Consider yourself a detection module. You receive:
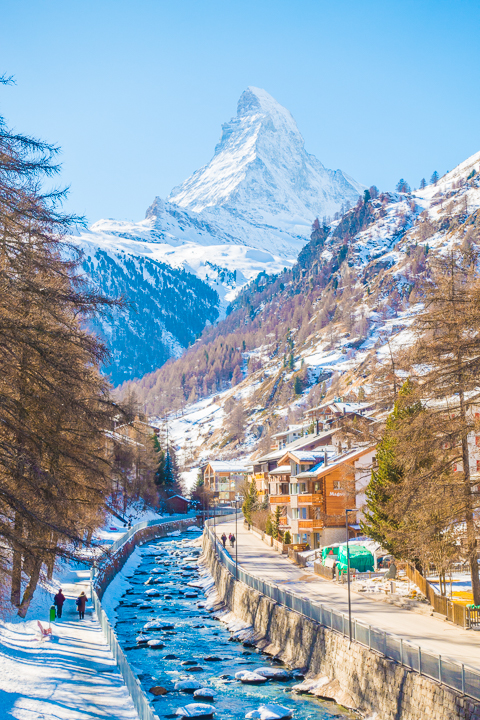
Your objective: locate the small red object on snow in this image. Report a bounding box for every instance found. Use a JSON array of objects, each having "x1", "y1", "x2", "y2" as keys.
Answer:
[{"x1": 37, "y1": 621, "x2": 52, "y2": 639}]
